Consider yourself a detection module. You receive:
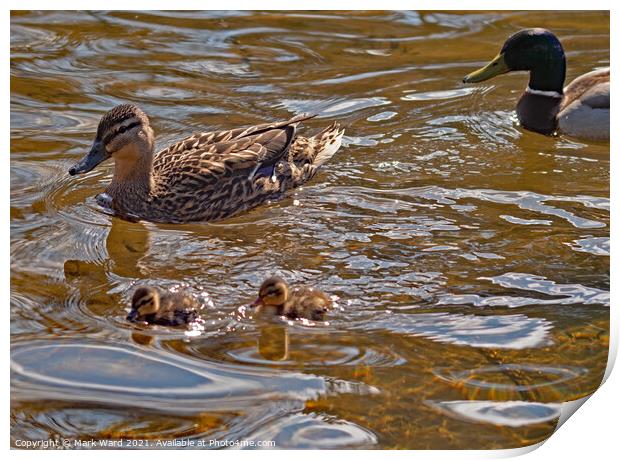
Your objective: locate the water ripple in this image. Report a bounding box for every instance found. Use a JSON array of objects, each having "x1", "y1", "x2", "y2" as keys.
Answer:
[
  {"x1": 243, "y1": 412, "x2": 378, "y2": 449},
  {"x1": 10, "y1": 10, "x2": 609, "y2": 448},
  {"x1": 565, "y1": 236, "x2": 609, "y2": 256},
  {"x1": 426, "y1": 400, "x2": 561, "y2": 427},
  {"x1": 440, "y1": 272, "x2": 610, "y2": 308},
  {"x1": 433, "y1": 364, "x2": 588, "y2": 395},
  {"x1": 11, "y1": 341, "x2": 377, "y2": 412},
  {"x1": 353, "y1": 311, "x2": 553, "y2": 349}
]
